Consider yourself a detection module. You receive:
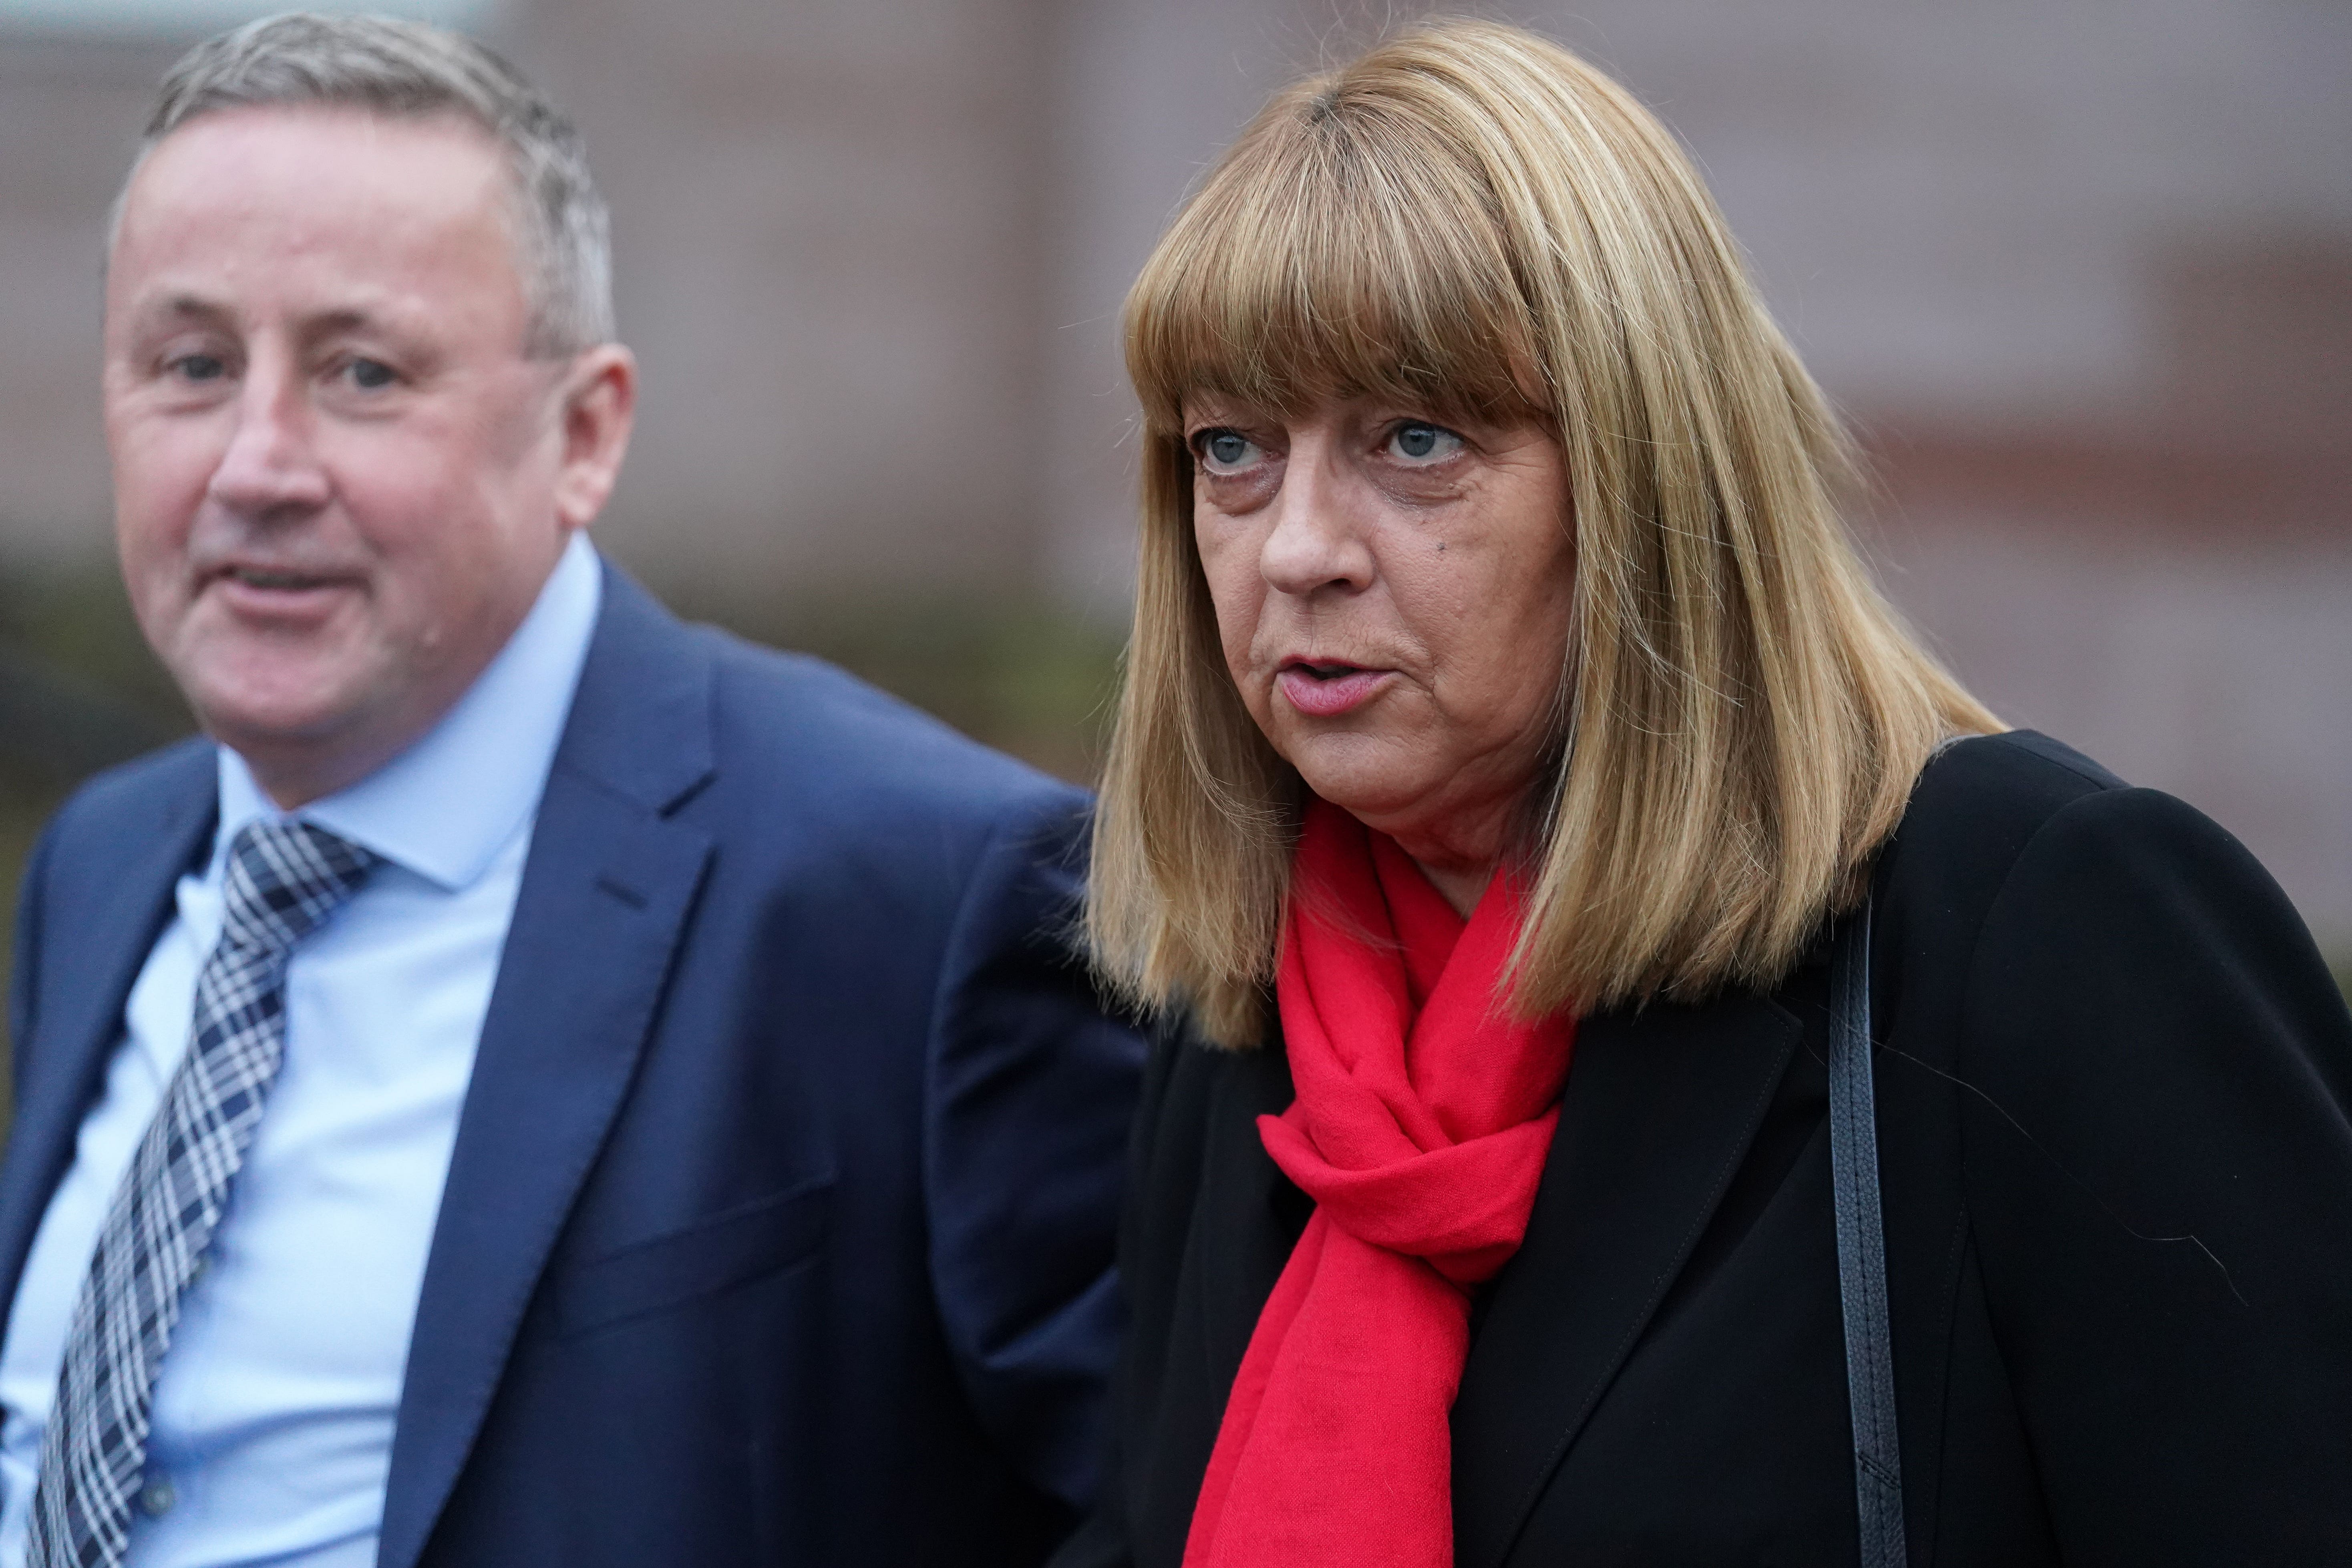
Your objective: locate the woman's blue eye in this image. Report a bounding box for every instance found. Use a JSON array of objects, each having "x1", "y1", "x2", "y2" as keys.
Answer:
[
  {"x1": 1201, "y1": 431, "x2": 1254, "y2": 468},
  {"x1": 1391, "y1": 422, "x2": 1459, "y2": 461}
]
